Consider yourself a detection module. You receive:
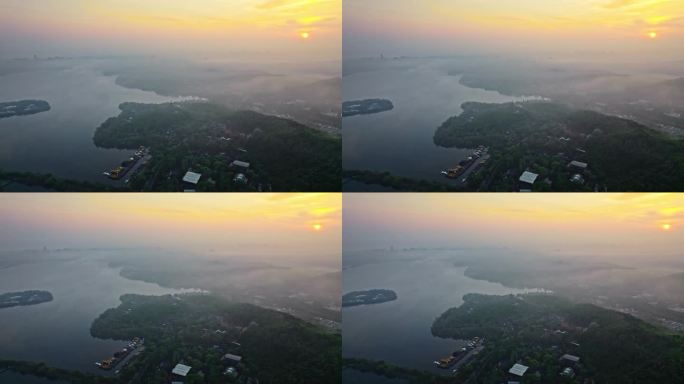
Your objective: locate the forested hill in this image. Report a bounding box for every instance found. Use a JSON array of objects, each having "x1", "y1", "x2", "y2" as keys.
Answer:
[
  {"x1": 91, "y1": 294, "x2": 341, "y2": 384},
  {"x1": 434, "y1": 101, "x2": 684, "y2": 191},
  {"x1": 94, "y1": 102, "x2": 341, "y2": 192},
  {"x1": 432, "y1": 294, "x2": 684, "y2": 383}
]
